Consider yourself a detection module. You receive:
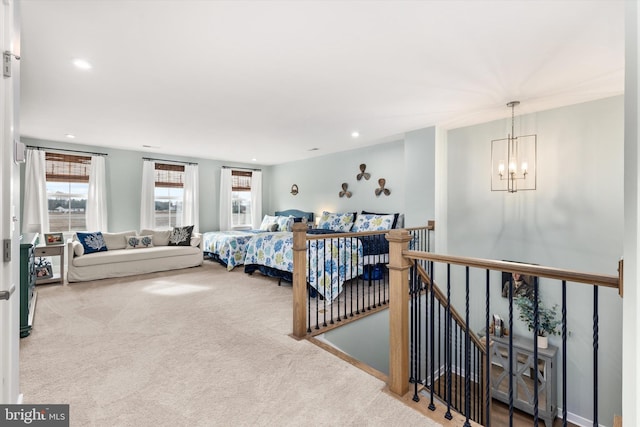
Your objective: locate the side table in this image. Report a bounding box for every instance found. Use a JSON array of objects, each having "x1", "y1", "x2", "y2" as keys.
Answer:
[{"x1": 35, "y1": 243, "x2": 65, "y2": 285}]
